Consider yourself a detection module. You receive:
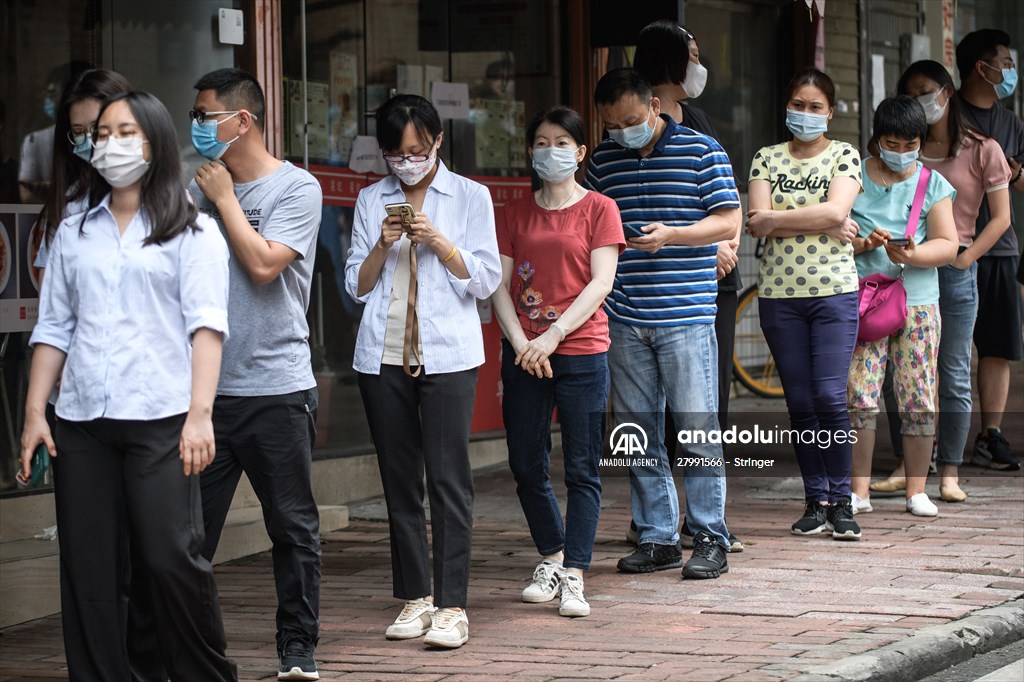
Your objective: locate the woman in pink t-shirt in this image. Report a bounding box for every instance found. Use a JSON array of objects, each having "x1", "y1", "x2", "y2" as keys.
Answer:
[
  {"x1": 866, "y1": 60, "x2": 1011, "y2": 503},
  {"x1": 492, "y1": 106, "x2": 624, "y2": 619}
]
